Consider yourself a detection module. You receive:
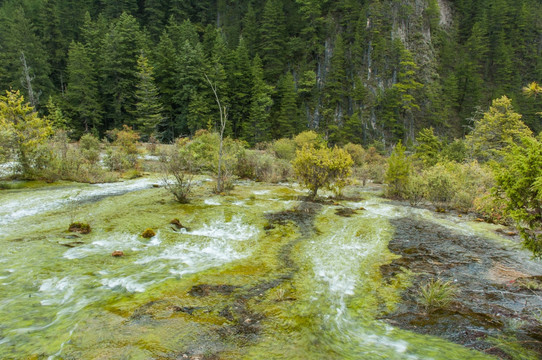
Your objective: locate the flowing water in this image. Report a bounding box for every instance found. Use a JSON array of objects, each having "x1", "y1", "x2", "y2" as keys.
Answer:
[{"x1": 0, "y1": 179, "x2": 535, "y2": 359}]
